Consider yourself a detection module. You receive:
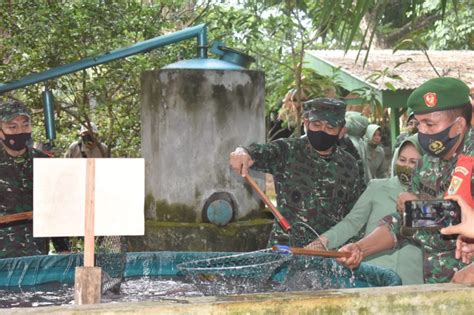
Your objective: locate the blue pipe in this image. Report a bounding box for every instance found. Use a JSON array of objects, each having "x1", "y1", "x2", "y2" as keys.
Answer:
[
  {"x1": 0, "y1": 24, "x2": 208, "y2": 93},
  {"x1": 42, "y1": 88, "x2": 56, "y2": 141}
]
